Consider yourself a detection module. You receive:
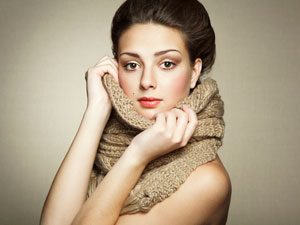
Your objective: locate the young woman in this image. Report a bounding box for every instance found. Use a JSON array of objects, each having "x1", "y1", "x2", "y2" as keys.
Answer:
[{"x1": 40, "y1": 0, "x2": 231, "y2": 224}]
